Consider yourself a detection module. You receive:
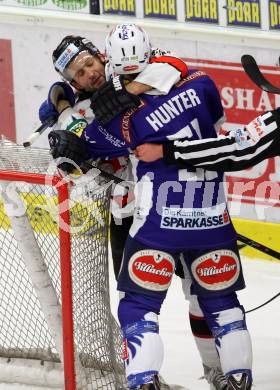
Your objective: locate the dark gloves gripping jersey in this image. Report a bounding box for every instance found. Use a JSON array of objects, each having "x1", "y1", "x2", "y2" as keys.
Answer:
[
  {"x1": 90, "y1": 75, "x2": 141, "y2": 126},
  {"x1": 48, "y1": 130, "x2": 89, "y2": 173}
]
